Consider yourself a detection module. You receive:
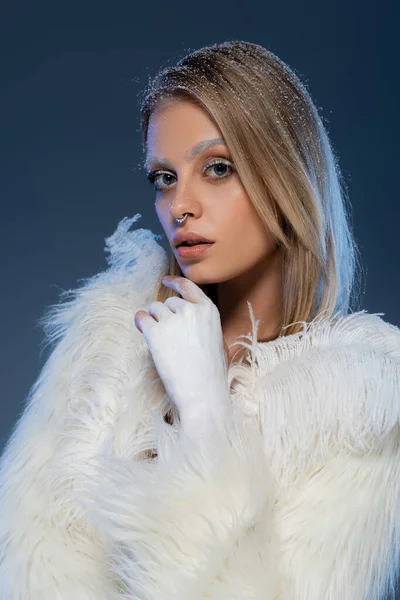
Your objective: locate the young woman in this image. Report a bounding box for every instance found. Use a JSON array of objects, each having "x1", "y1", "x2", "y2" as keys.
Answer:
[{"x1": 0, "y1": 40, "x2": 399, "y2": 600}]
